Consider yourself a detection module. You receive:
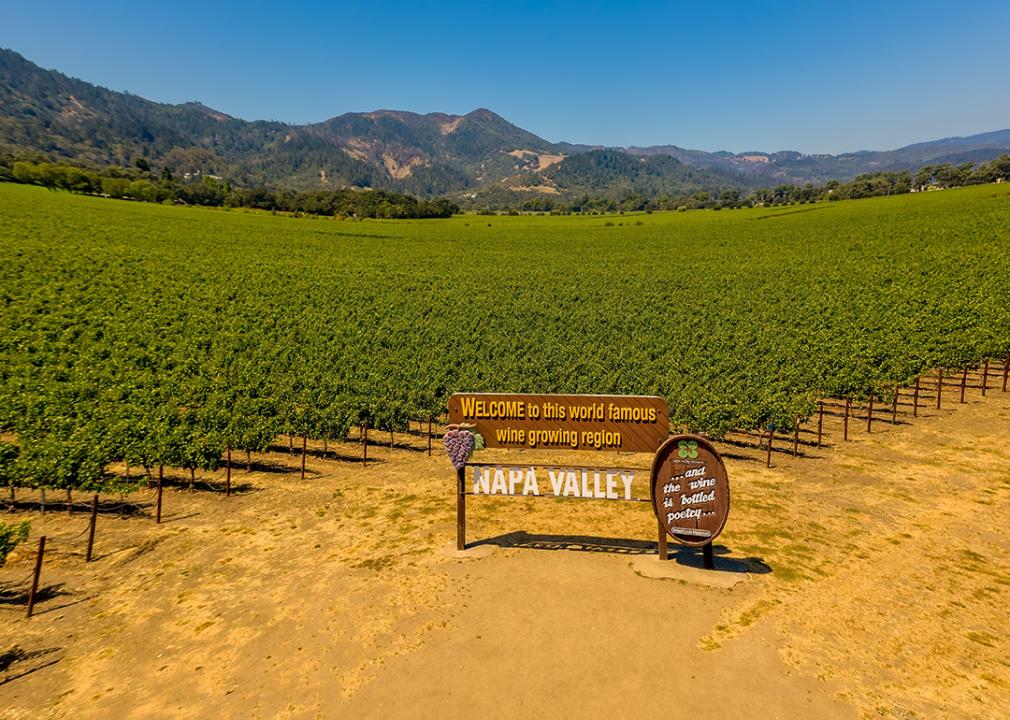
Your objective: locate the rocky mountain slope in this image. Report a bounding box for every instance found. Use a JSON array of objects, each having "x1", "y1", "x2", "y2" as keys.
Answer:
[{"x1": 2, "y1": 48, "x2": 1008, "y2": 201}]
